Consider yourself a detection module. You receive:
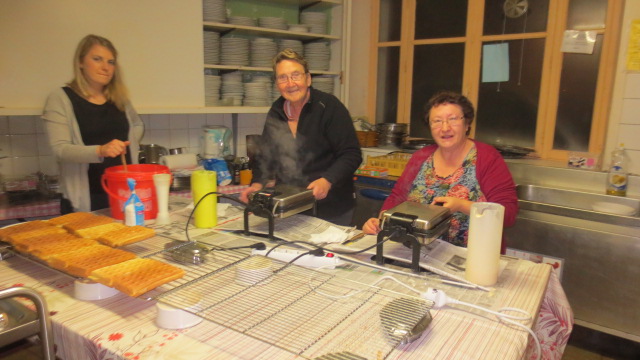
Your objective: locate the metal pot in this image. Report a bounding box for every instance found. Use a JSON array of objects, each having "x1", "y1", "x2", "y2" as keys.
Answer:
[
  {"x1": 139, "y1": 144, "x2": 168, "y2": 164},
  {"x1": 376, "y1": 123, "x2": 408, "y2": 134}
]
